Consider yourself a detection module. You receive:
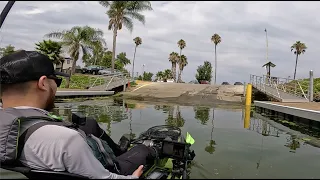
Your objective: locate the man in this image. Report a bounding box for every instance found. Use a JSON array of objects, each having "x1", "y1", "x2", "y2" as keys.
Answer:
[{"x1": 0, "y1": 50, "x2": 156, "y2": 179}]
